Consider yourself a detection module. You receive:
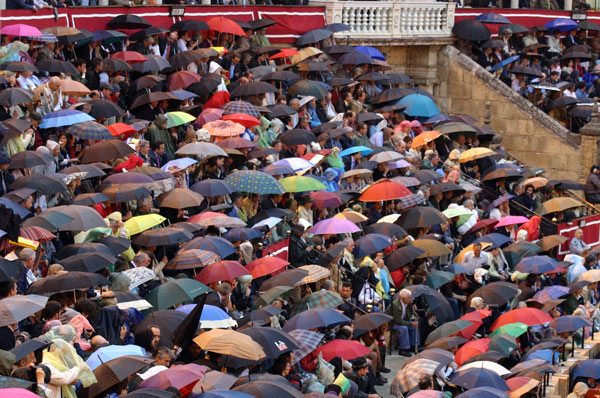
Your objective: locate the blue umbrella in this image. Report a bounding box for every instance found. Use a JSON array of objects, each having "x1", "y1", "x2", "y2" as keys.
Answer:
[
  {"x1": 514, "y1": 255, "x2": 558, "y2": 274},
  {"x1": 456, "y1": 387, "x2": 508, "y2": 398},
  {"x1": 424, "y1": 113, "x2": 451, "y2": 124},
  {"x1": 451, "y1": 368, "x2": 509, "y2": 390},
  {"x1": 171, "y1": 89, "x2": 199, "y2": 101},
  {"x1": 355, "y1": 46, "x2": 385, "y2": 61},
  {"x1": 353, "y1": 233, "x2": 393, "y2": 258},
  {"x1": 283, "y1": 308, "x2": 350, "y2": 332},
  {"x1": 523, "y1": 348, "x2": 558, "y2": 363},
  {"x1": 475, "y1": 12, "x2": 511, "y2": 24},
  {"x1": 85, "y1": 344, "x2": 145, "y2": 370},
  {"x1": 195, "y1": 390, "x2": 254, "y2": 398},
  {"x1": 490, "y1": 55, "x2": 520, "y2": 72},
  {"x1": 0, "y1": 198, "x2": 30, "y2": 218},
  {"x1": 317, "y1": 81, "x2": 332, "y2": 91},
  {"x1": 545, "y1": 18, "x2": 578, "y2": 33},
  {"x1": 39, "y1": 110, "x2": 95, "y2": 129},
  {"x1": 223, "y1": 227, "x2": 263, "y2": 242},
  {"x1": 183, "y1": 236, "x2": 236, "y2": 258},
  {"x1": 571, "y1": 359, "x2": 600, "y2": 379},
  {"x1": 396, "y1": 94, "x2": 440, "y2": 117},
  {"x1": 175, "y1": 304, "x2": 237, "y2": 329},
  {"x1": 473, "y1": 233, "x2": 512, "y2": 248},
  {"x1": 340, "y1": 146, "x2": 373, "y2": 157}
]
